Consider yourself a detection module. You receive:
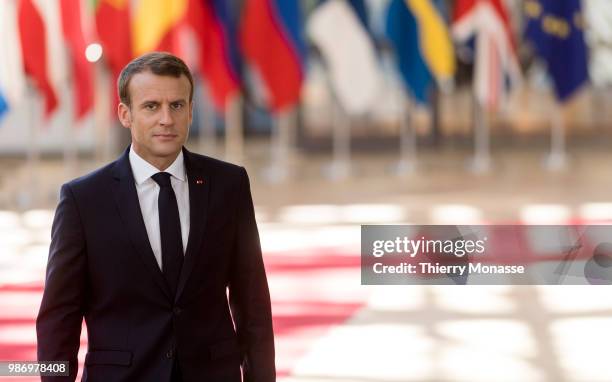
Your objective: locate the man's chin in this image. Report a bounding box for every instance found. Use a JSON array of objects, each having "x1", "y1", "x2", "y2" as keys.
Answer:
[{"x1": 151, "y1": 143, "x2": 183, "y2": 157}]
